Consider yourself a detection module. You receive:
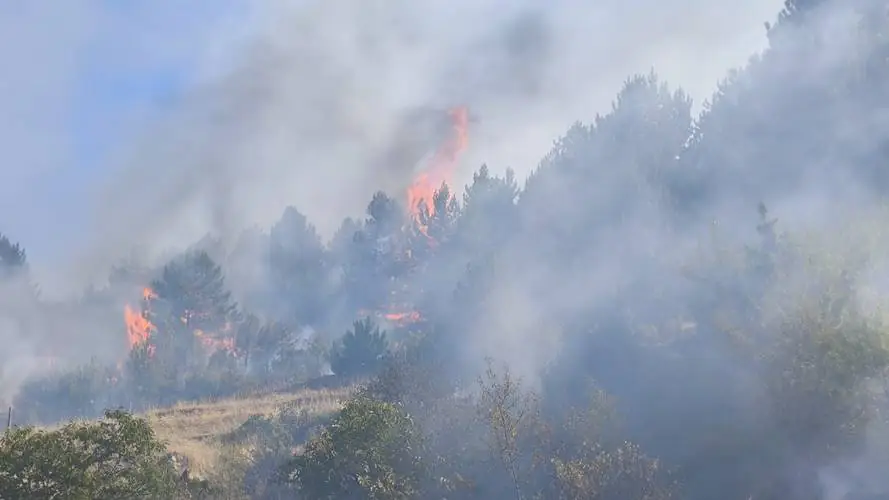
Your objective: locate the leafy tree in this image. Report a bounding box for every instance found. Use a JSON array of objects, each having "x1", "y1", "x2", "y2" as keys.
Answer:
[
  {"x1": 551, "y1": 442, "x2": 674, "y2": 500},
  {"x1": 222, "y1": 403, "x2": 332, "y2": 498},
  {"x1": 0, "y1": 409, "x2": 190, "y2": 499},
  {"x1": 649, "y1": 215, "x2": 889, "y2": 499},
  {"x1": 476, "y1": 361, "x2": 543, "y2": 499},
  {"x1": 330, "y1": 318, "x2": 388, "y2": 379},
  {"x1": 474, "y1": 363, "x2": 678, "y2": 500},
  {"x1": 280, "y1": 396, "x2": 427, "y2": 499}
]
